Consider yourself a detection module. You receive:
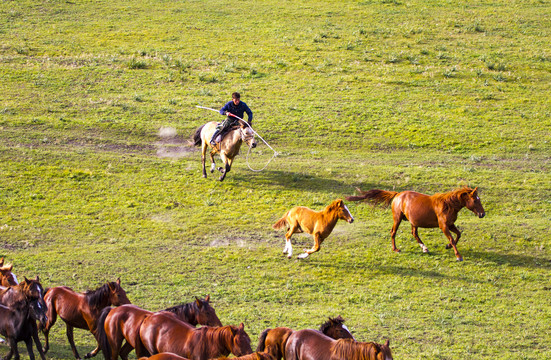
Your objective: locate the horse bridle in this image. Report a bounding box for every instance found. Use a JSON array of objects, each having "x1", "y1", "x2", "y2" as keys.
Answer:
[{"x1": 239, "y1": 127, "x2": 255, "y2": 146}]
